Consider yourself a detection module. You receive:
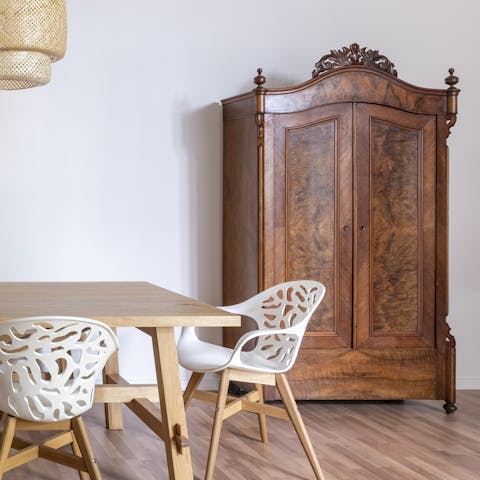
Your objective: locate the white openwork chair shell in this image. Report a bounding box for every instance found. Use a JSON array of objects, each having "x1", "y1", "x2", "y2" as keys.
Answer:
[
  {"x1": 0, "y1": 316, "x2": 118, "y2": 480},
  {"x1": 178, "y1": 280, "x2": 325, "y2": 374},
  {"x1": 178, "y1": 280, "x2": 327, "y2": 480},
  {"x1": 0, "y1": 316, "x2": 118, "y2": 422}
]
